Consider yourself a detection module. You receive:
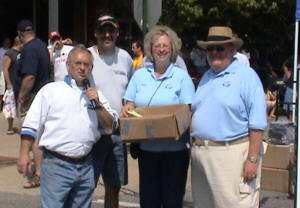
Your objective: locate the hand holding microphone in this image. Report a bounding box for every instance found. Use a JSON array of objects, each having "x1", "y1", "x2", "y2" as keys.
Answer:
[{"x1": 83, "y1": 79, "x2": 102, "y2": 110}]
